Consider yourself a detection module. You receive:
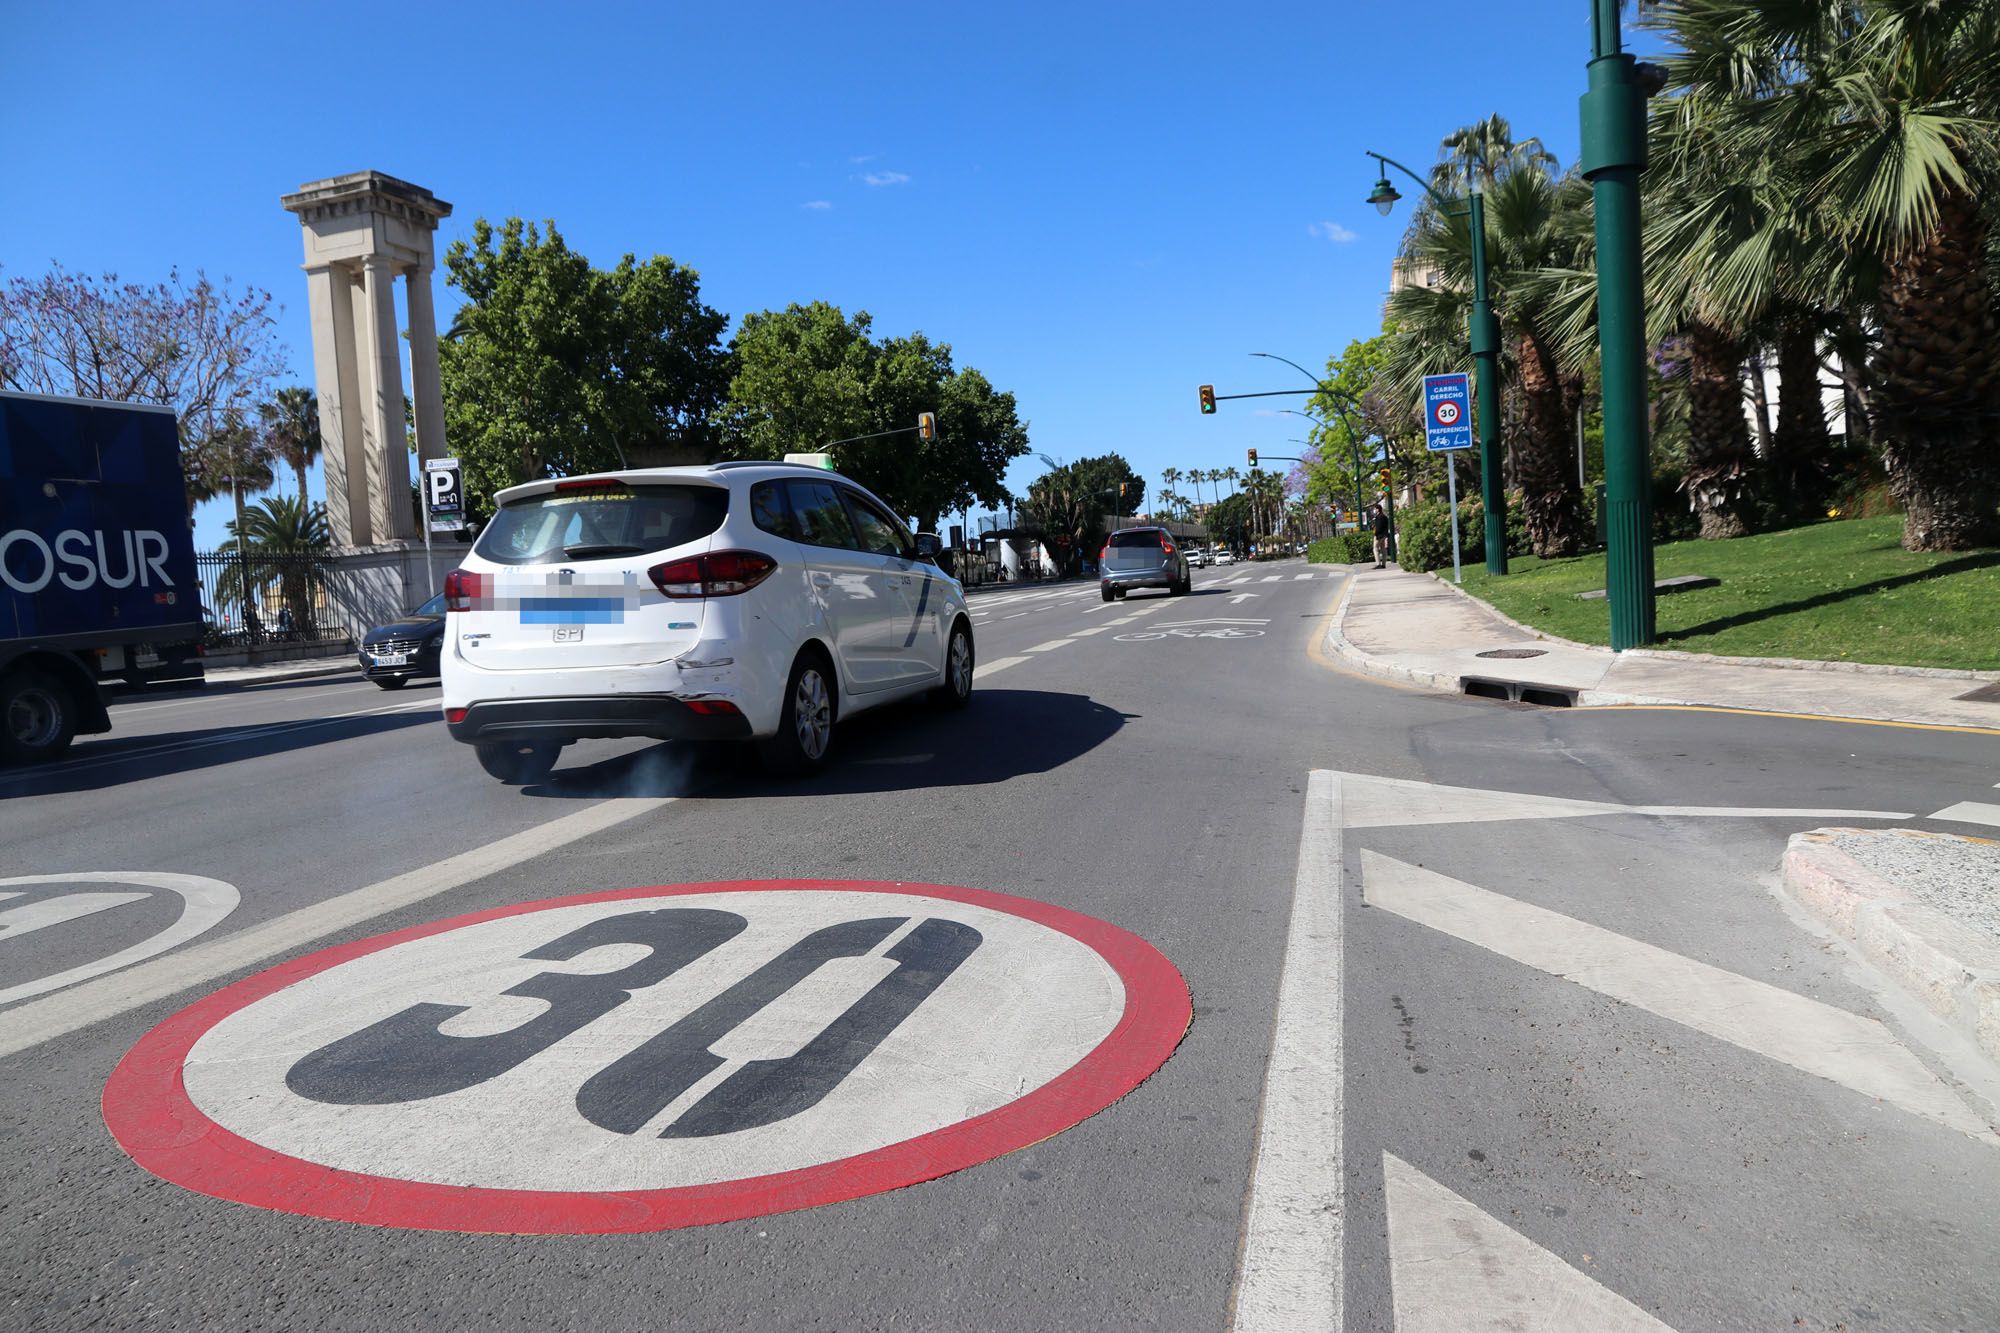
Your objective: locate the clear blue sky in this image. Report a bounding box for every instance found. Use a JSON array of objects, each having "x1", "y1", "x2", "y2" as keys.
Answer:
[{"x1": 2, "y1": 0, "x2": 1626, "y2": 548}]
